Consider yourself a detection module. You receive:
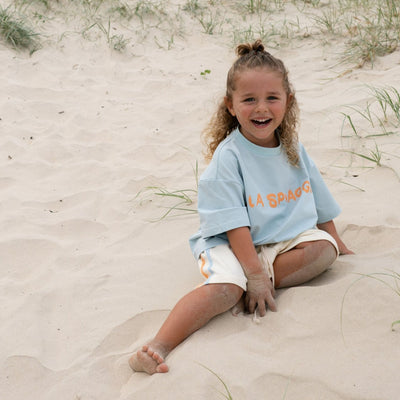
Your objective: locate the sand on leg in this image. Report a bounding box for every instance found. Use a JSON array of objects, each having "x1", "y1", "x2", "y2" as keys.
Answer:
[
  {"x1": 273, "y1": 240, "x2": 337, "y2": 288},
  {"x1": 129, "y1": 282, "x2": 243, "y2": 375}
]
